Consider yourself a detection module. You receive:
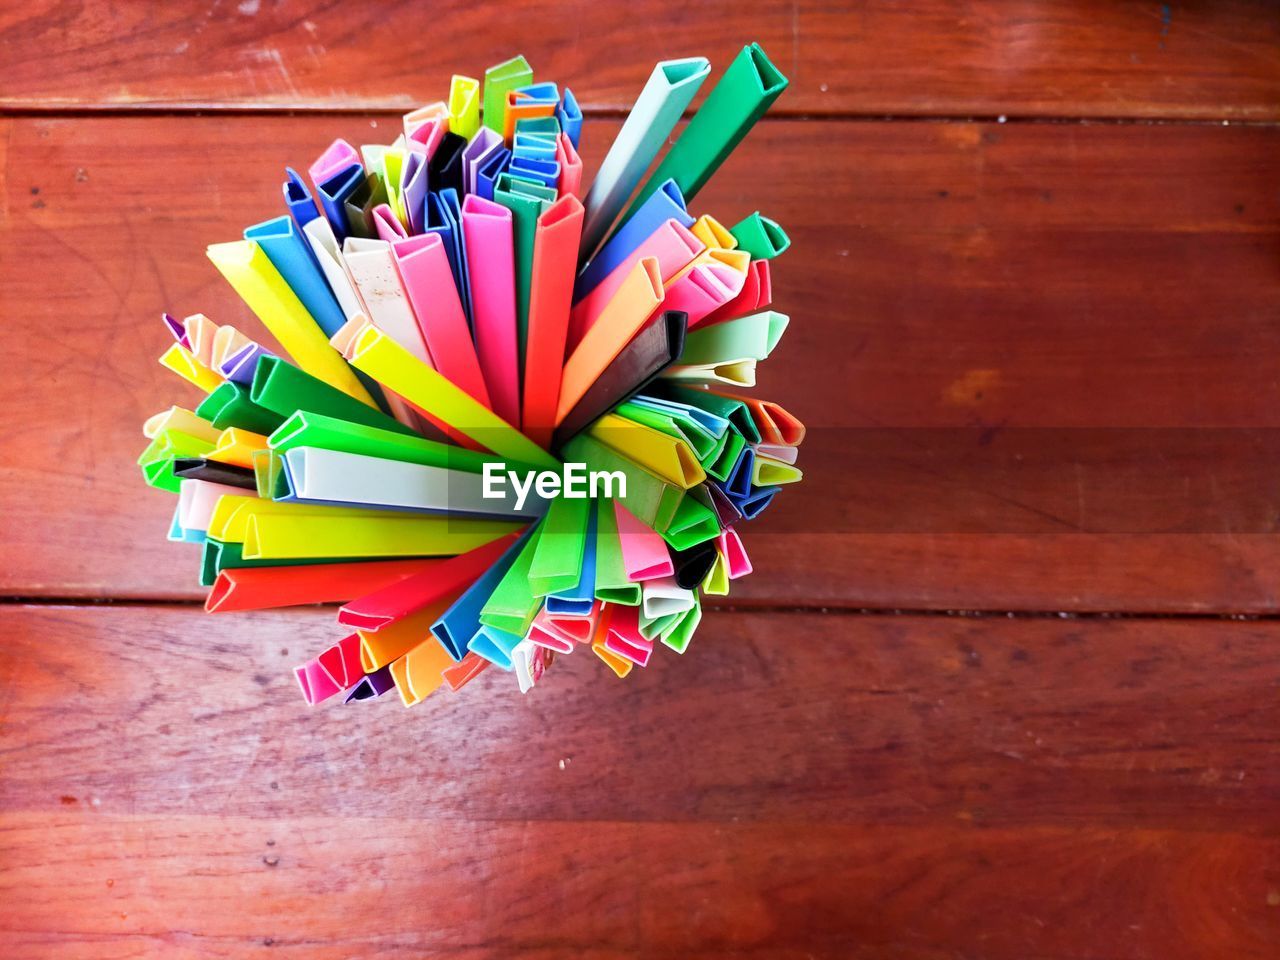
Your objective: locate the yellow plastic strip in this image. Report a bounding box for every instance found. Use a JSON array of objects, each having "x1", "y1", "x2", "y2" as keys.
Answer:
[
  {"x1": 689, "y1": 214, "x2": 738, "y2": 251},
  {"x1": 242, "y1": 512, "x2": 520, "y2": 560},
  {"x1": 209, "y1": 428, "x2": 270, "y2": 470},
  {"x1": 667, "y1": 246, "x2": 751, "y2": 286},
  {"x1": 587, "y1": 413, "x2": 706, "y2": 489},
  {"x1": 207, "y1": 496, "x2": 404, "y2": 544},
  {"x1": 339, "y1": 319, "x2": 560, "y2": 471},
  {"x1": 206, "y1": 239, "x2": 375, "y2": 406},
  {"x1": 751, "y1": 454, "x2": 804, "y2": 486},
  {"x1": 159, "y1": 343, "x2": 222, "y2": 393}
]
